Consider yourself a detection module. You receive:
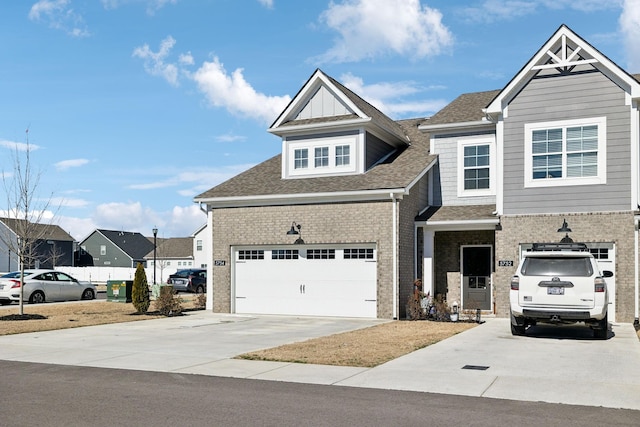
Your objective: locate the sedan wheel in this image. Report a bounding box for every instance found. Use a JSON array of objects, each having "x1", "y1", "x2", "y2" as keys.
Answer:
[
  {"x1": 82, "y1": 289, "x2": 95, "y2": 300},
  {"x1": 29, "y1": 291, "x2": 45, "y2": 304}
]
